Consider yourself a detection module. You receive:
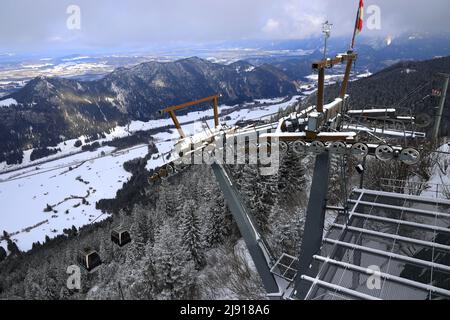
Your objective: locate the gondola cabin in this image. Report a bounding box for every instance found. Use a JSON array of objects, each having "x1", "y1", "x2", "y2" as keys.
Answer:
[
  {"x1": 77, "y1": 249, "x2": 102, "y2": 272},
  {"x1": 111, "y1": 228, "x2": 132, "y2": 247}
]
